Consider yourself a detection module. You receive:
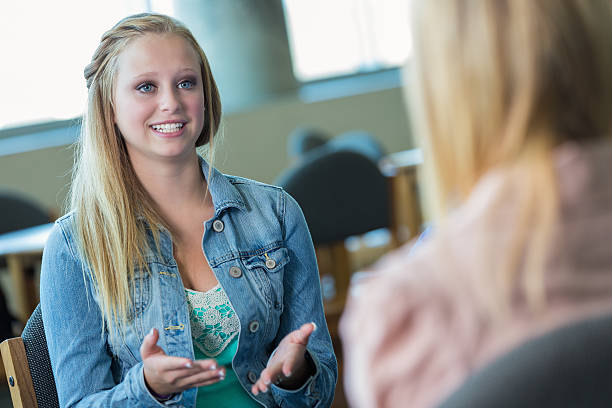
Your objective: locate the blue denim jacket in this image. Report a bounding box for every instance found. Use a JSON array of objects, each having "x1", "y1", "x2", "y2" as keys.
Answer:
[{"x1": 40, "y1": 160, "x2": 338, "y2": 408}]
